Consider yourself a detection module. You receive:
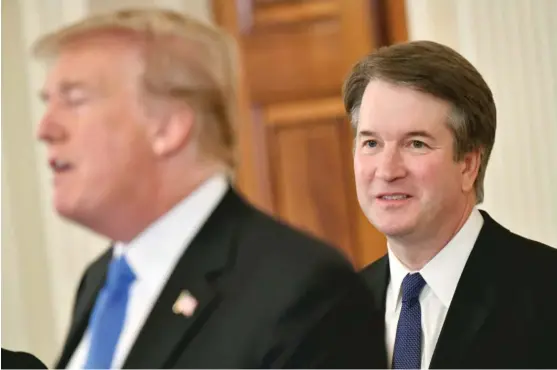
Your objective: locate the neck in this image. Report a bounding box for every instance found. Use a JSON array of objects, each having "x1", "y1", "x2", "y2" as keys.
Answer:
[
  {"x1": 90, "y1": 161, "x2": 227, "y2": 243},
  {"x1": 388, "y1": 198, "x2": 476, "y2": 271}
]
